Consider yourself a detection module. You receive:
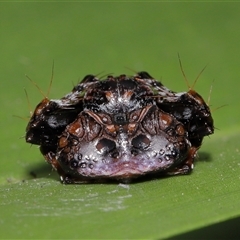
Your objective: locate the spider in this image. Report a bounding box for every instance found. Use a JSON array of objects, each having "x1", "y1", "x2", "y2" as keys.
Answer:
[{"x1": 26, "y1": 71, "x2": 214, "y2": 183}]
